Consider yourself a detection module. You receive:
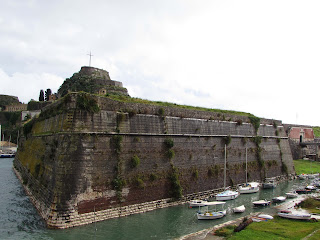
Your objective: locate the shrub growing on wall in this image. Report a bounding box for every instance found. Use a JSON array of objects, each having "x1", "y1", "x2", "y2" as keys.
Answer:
[
  {"x1": 164, "y1": 138, "x2": 174, "y2": 149},
  {"x1": 76, "y1": 93, "x2": 100, "y2": 113},
  {"x1": 249, "y1": 116, "x2": 260, "y2": 133},
  {"x1": 131, "y1": 155, "x2": 140, "y2": 168},
  {"x1": 169, "y1": 166, "x2": 183, "y2": 199}
]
